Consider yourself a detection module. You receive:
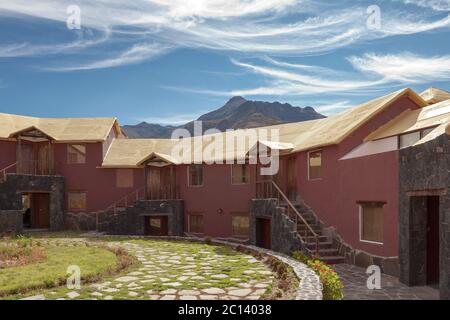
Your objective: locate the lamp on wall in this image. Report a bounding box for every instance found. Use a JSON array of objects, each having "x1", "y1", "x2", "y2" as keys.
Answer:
[{"x1": 217, "y1": 208, "x2": 224, "y2": 214}]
